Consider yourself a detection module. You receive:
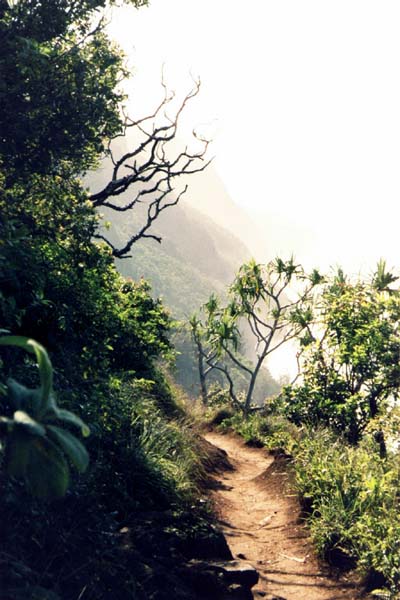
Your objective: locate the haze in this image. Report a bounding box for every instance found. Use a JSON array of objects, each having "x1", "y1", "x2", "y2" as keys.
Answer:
[{"x1": 108, "y1": 0, "x2": 400, "y2": 276}]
